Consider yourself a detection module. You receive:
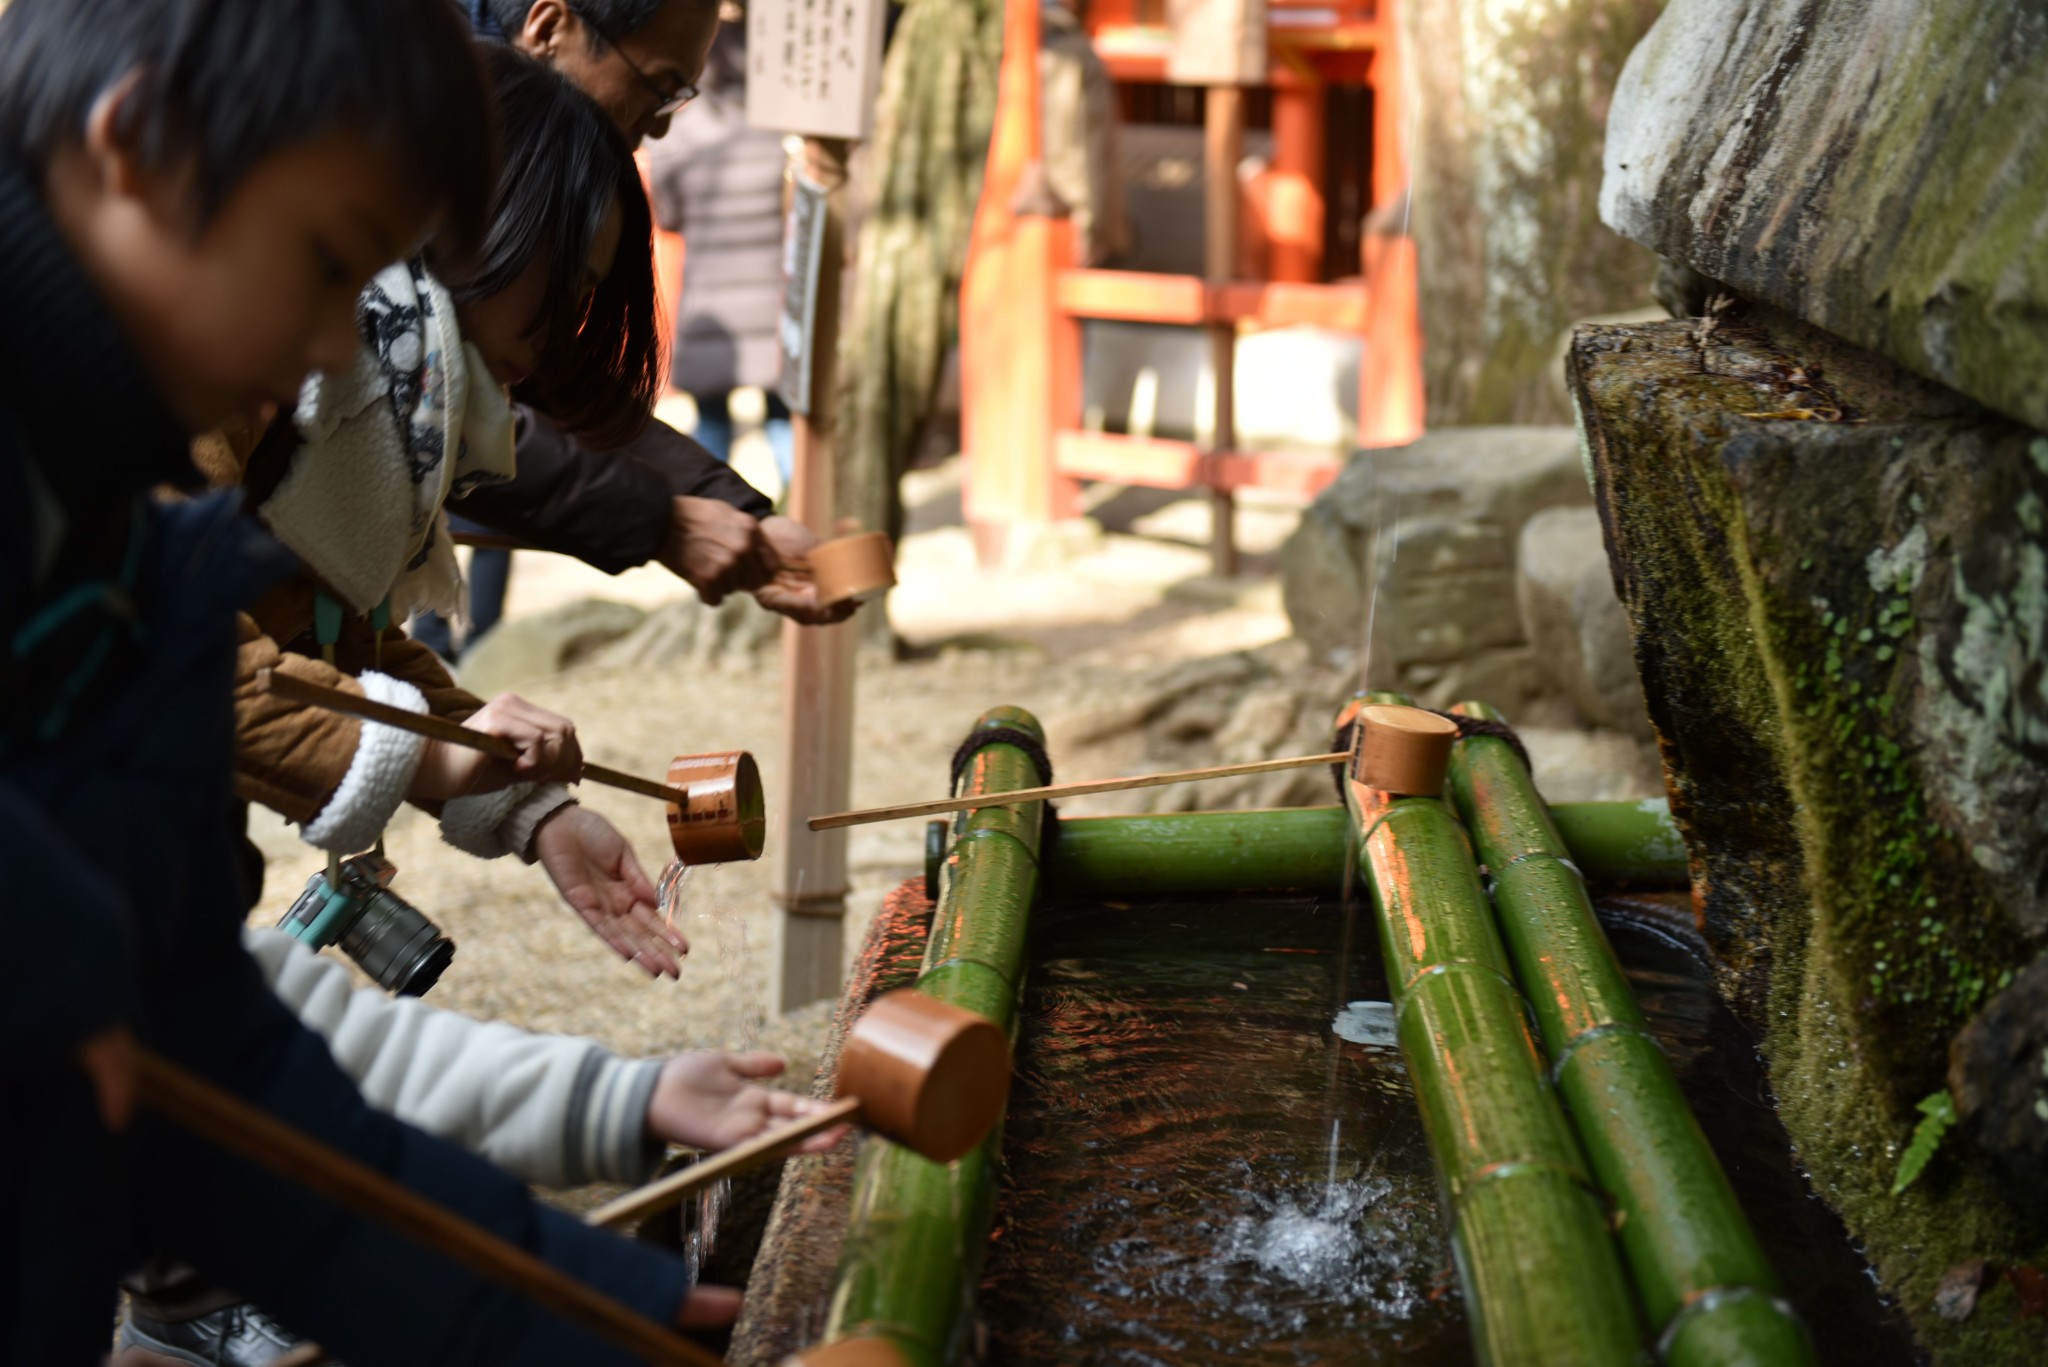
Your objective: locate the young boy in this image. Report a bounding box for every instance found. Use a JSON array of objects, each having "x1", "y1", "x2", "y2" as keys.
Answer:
[{"x1": 0, "y1": 2, "x2": 707, "y2": 1362}]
